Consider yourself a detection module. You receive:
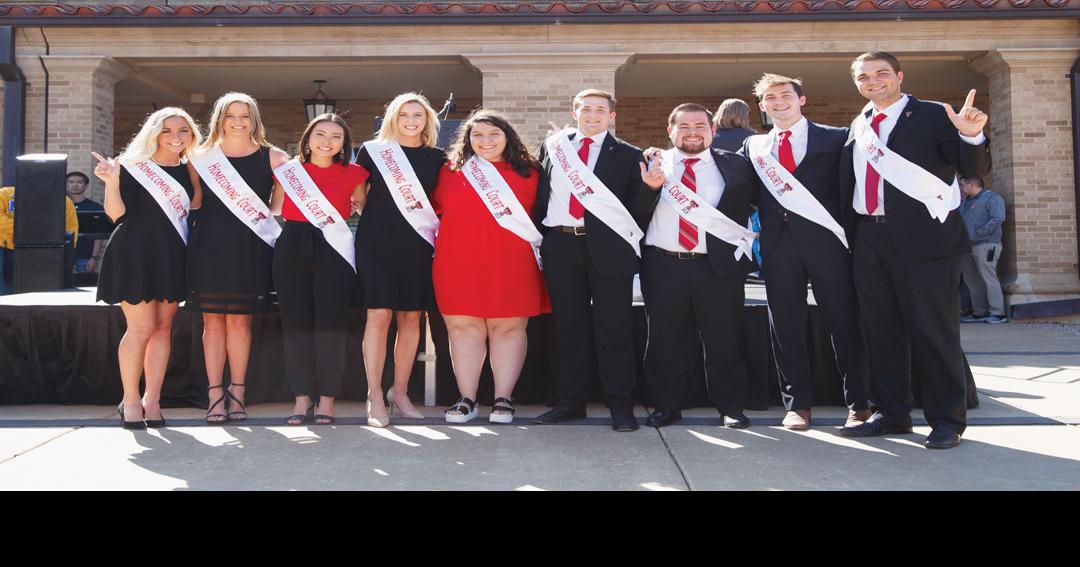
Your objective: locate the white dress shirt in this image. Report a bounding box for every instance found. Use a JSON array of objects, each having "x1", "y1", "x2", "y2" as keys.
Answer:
[
  {"x1": 770, "y1": 116, "x2": 809, "y2": 167},
  {"x1": 543, "y1": 129, "x2": 608, "y2": 228},
  {"x1": 645, "y1": 149, "x2": 725, "y2": 254},
  {"x1": 853, "y1": 94, "x2": 987, "y2": 215}
]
